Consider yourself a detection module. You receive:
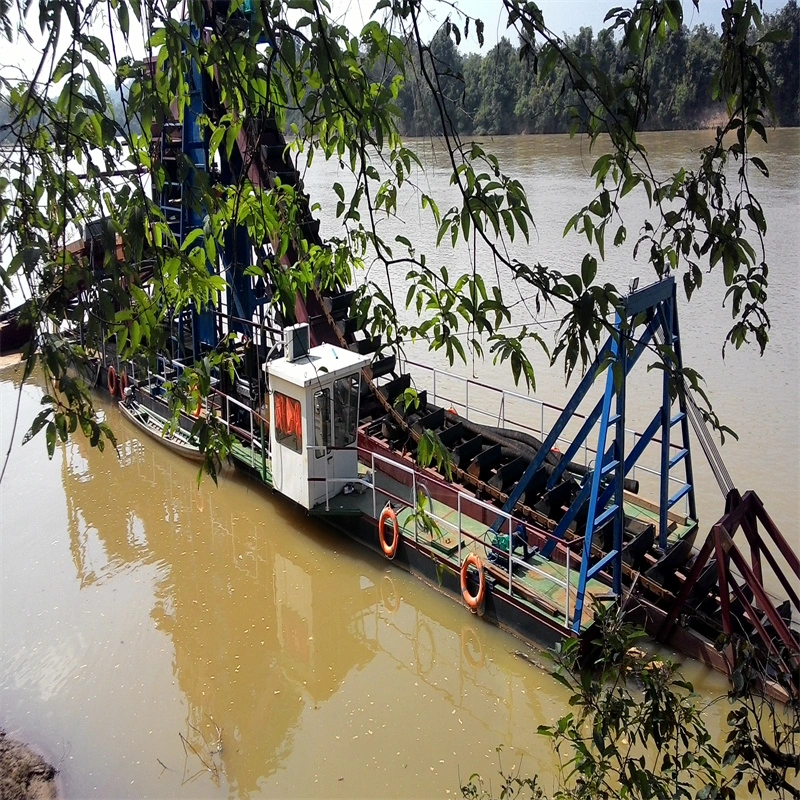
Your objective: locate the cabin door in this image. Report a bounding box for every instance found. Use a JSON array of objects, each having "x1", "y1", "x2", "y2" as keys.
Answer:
[{"x1": 308, "y1": 374, "x2": 361, "y2": 506}]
